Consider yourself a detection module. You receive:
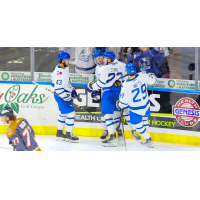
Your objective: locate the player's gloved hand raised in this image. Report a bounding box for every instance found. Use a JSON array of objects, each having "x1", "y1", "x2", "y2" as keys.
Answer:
[
  {"x1": 72, "y1": 87, "x2": 78, "y2": 98},
  {"x1": 86, "y1": 82, "x2": 93, "y2": 93},
  {"x1": 116, "y1": 100, "x2": 121, "y2": 110}
]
